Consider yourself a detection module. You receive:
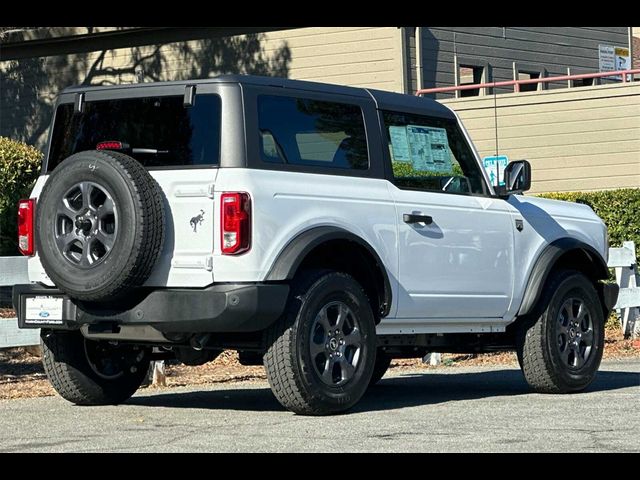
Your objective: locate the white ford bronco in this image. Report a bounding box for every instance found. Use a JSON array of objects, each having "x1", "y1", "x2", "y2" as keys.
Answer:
[{"x1": 13, "y1": 75, "x2": 619, "y2": 415}]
